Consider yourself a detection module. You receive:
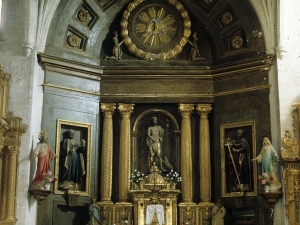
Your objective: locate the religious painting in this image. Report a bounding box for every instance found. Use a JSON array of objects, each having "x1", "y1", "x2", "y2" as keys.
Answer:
[
  {"x1": 220, "y1": 121, "x2": 257, "y2": 197},
  {"x1": 54, "y1": 119, "x2": 92, "y2": 196}
]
